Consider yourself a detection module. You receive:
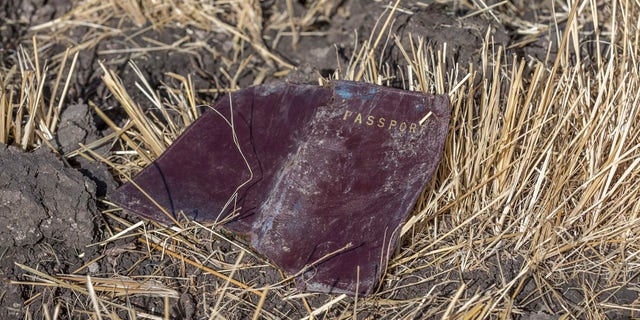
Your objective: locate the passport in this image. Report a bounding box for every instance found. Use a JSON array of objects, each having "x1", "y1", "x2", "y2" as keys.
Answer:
[{"x1": 112, "y1": 80, "x2": 450, "y2": 295}]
